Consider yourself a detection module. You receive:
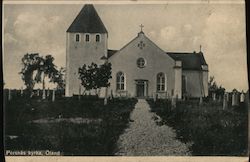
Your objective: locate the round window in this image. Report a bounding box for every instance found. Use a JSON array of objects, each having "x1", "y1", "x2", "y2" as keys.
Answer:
[{"x1": 137, "y1": 58, "x2": 146, "y2": 68}]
